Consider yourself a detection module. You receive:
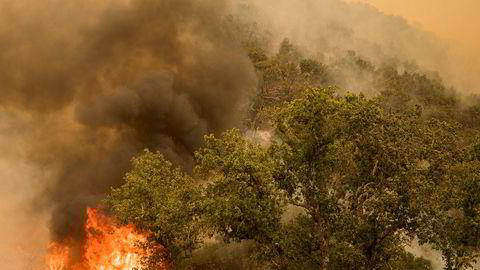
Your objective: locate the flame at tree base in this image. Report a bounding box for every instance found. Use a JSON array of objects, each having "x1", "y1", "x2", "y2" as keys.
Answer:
[{"x1": 46, "y1": 208, "x2": 167, "y2": 270}]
